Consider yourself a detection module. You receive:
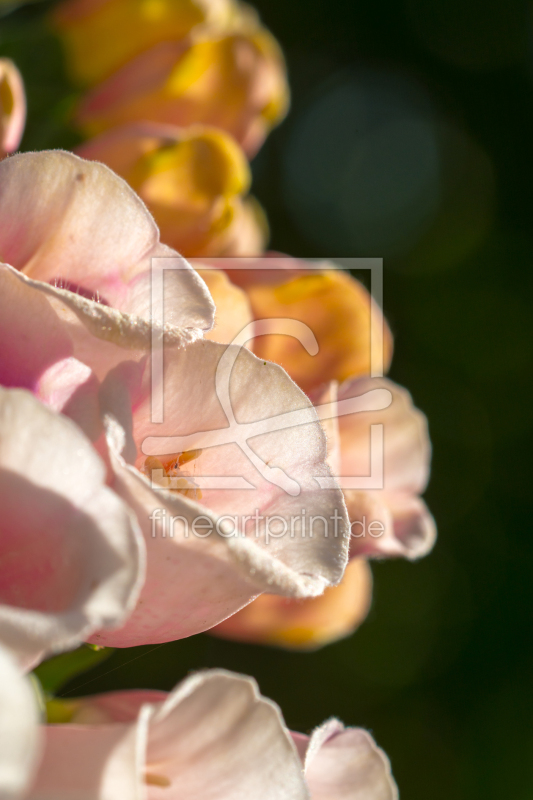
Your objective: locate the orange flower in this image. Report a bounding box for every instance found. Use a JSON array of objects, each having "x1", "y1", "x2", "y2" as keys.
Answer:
[
  {"x1": 76, "y1": 123, "x2": 267, "y2": 256},
  {"x1": 0, "y1": 59, "x2": 26, "y2": 159},
  {"x1": 53, "y1": 0, "x2": 238, "y2": 85},
  {"x1": 216, "y1": 259, "x2": 393, "y2": 394},
  {"x1": 75, "y1": 17, "x2": 289, "y2": 156},
  {"x1": 210, "y1": 559, "x2": 372, "y2": 649},
  {"x1": 197, "y1": 266, "x2": 253, "y2": 343}
]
